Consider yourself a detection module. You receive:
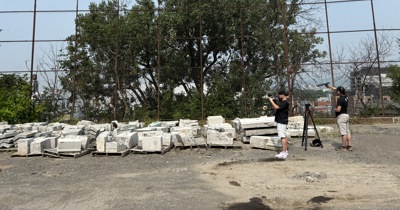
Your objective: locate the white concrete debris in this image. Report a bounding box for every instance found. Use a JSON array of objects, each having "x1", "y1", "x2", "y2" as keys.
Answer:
[
  {"x1": 17, "y1": 138, "x2": 34, "y2": 155},
  {"x1": 57, "y1": 135, "x2": 88, "y2": 153},
  {"x1": 96, "y1": 131, "x2": 111, "y2": 152},
  {"x1": 105, "y1": 141, "x2": 127, "y2": 152},
  {"x1": 250, "y1": 136, "x2": 282, "y2": 150},
  {"x1": 139, "y1": 131, "x2": 163, "y2": 151},
  {"x1": 30, "y1": 137, "x2": 51, "y2": 154},
  {"x1": 234, "y1": 116, "x2": 277, "y2": 143},
  {"x1": 116, "y1": 131, "x2": 138, "y2": 149},
  {"x1": 206, "y1": 129, "x2": 233, "y2": 146},
  {"x1": 2, "y1": 115, "x2": 335, "y2": 156},
  {"x1": 207, "y1": 115, "x2": 225, "y2": 125},
  {"x1": 204, "y1": 120, "x2": 236, "y2": 140}
]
